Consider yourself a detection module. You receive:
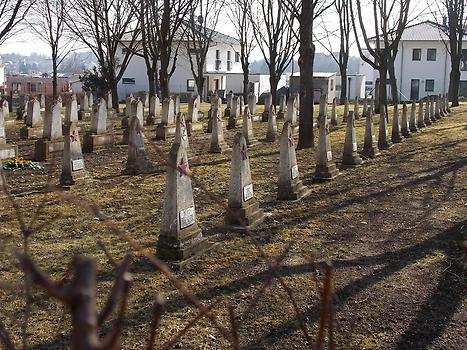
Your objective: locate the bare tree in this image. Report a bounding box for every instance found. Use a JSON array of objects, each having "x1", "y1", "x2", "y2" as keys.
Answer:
[
  {"x1": 281, "y1": 0, "x2": 333, "y2": 149},
  {"x1": 29, "y1": 0, "x2": 74, "y2": 100},
  {"x1": 315, "y1": 0, "x2": 352, "y2": 105},
  {"x1": 251, "y1": 0, "x2": 297, "y2": 108},
  {"x1": 185, "y1": 0, "x2": 224, "y2": 99},
  {"x1": 350, "y1": 0, "x2": 411, "y2": 113},
  {"x1": 0, "y1": 0, "x2": 33, "y2": 45},
  {"x1": 436, "y1": 0, "x2": 466, "y2": 106},
  {"x1": 155, "y1": 0, "x2": 192, "y2": 99},
  {"x1": 67, "y1": 0, "x2": 140, "y2": 110},
  {"x1": 229, "y1": 0, "x2": 256, "y2": 101}
]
